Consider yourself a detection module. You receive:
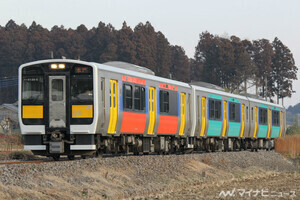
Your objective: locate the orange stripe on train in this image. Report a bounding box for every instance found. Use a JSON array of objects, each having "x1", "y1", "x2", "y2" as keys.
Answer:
[
  {"x1": 157, "y1": 115, "x2": 179, "y2": 134},
  {"x1": 120, "y1": 112, "x2": 147, "y2": 133}
]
